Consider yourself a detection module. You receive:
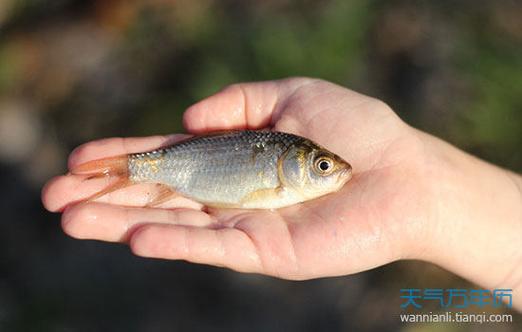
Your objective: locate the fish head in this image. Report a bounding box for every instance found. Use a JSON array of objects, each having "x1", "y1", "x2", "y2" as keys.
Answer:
[{"x1": 280, "y1": 139, "x2": 352, "y2": 199}]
